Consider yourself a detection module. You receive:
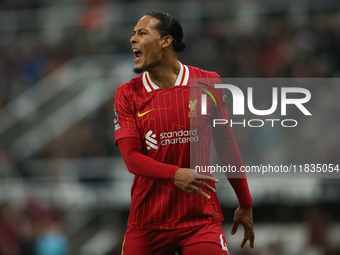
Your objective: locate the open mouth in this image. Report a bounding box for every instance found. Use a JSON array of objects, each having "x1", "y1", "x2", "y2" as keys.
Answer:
[{"x1": 133, "y1": 49, "x2": 142, "y2": 62}]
